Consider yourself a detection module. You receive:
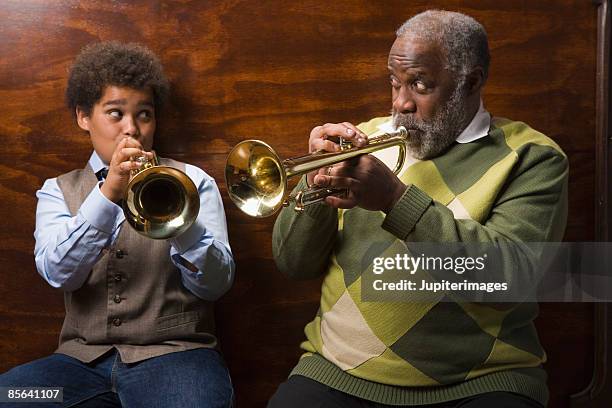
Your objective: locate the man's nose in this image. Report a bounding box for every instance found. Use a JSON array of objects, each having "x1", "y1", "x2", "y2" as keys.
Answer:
[{"x1": 393, "y1": 88, "x2": 416, "y2": 114}]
